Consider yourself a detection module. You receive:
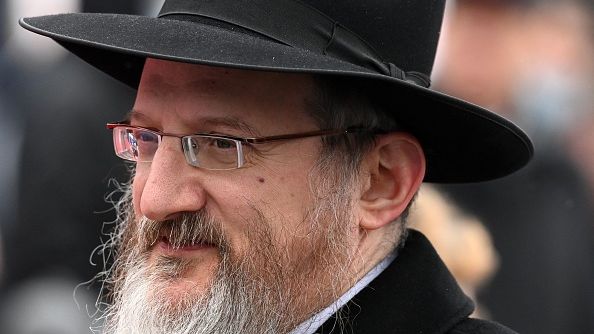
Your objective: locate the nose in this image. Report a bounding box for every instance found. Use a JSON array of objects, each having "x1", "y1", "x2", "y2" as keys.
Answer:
[{"x1": 135, "y1": 137, "x2": 207, "y2": 221}]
